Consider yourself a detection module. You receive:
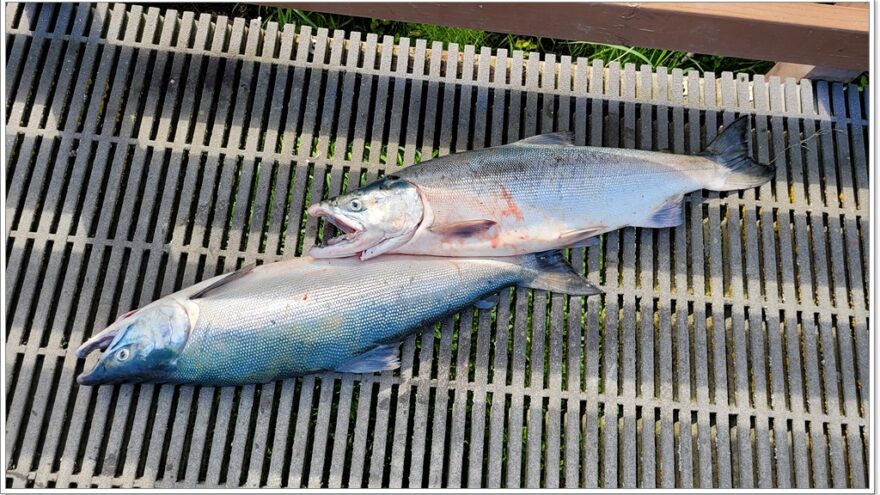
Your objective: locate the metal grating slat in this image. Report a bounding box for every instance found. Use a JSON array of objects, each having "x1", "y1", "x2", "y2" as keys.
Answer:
[{"x1": 4, "y1": 3, "x2": 870, "y2": 489}]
